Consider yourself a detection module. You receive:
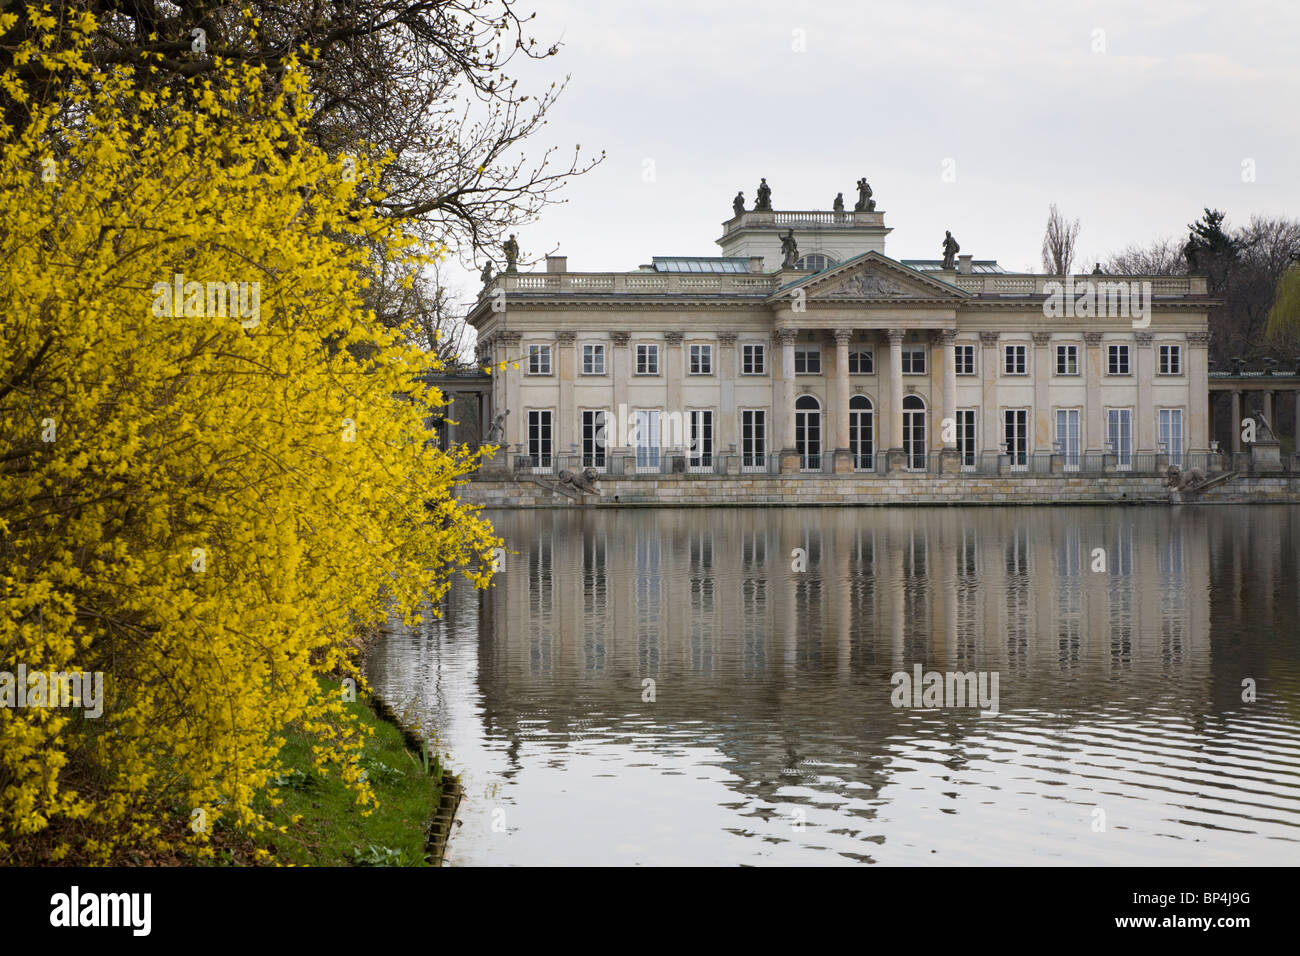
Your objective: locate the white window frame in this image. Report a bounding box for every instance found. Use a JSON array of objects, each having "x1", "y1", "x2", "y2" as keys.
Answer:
[
  {"x1": 740, "y1": 409, "x2": 767, "y2": 471},
  {"x1": 688, "y1": 343, "x2": 713, "y2": 375},
  {"x1": 687, "y1": 409, "x2": 714, "y2": 472},
  {"x1": 527, "y1": 409, "x2": 553, "y2": 470},
  {"x1": 1004, "y1": 408, "x2": 1029, "y2": 469},
  {"x1": 956, "y1": 408, "x2": 977, "y2": 470},
  {"x1": 581, "y1": 343, "x2": 606, "y2": 376},
  {"x1": 848, "y1": 350, "x2": 874, "y2": 375},
  {"x1": 742, "y1": 343, "x2": 766, "y2": 375},
  {"x1": 1107, "y1": 344, "x2": 1131, "y2": 376},
  {"x1": 635, "y1": 343, "x2": 660, "y2": 376},
  {"x1": 1004, "y1": 344, "x2": 1027, "y2": 376},
  {"x1": 794, "y1": 347, "x2": 821, "y2": 375},
  {"x1": 581, "y1": 409, "x2": 607, "y2": 471},
  {"x1": 955, "y1": 344, "x2": 976, "y2": 376},
  {"x1": 633, "y1": 409, "x2": 661, "y2": 471},
  {"x1": 1159, "y1": 408, "x2": 1184, "y2": 467},
  {"x1": 1055, "y1": 408, "x2": 1081, "y2": 470},
  {"x1": 901, "y1": 346, "x2": 927, "y2": 375},
  {"x1": 1158, "y1": 344, "x2": 1182, "y2": 376},
  {"x1": 1107, "y1": 407, "x2": 1133, "y2": 469},
  {"x1": 528, "y1": 344, "x2": 552, "y2": 376},
  {"x1": 1055, "y1": 343, "x2": 1079, "y2": 376}
]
